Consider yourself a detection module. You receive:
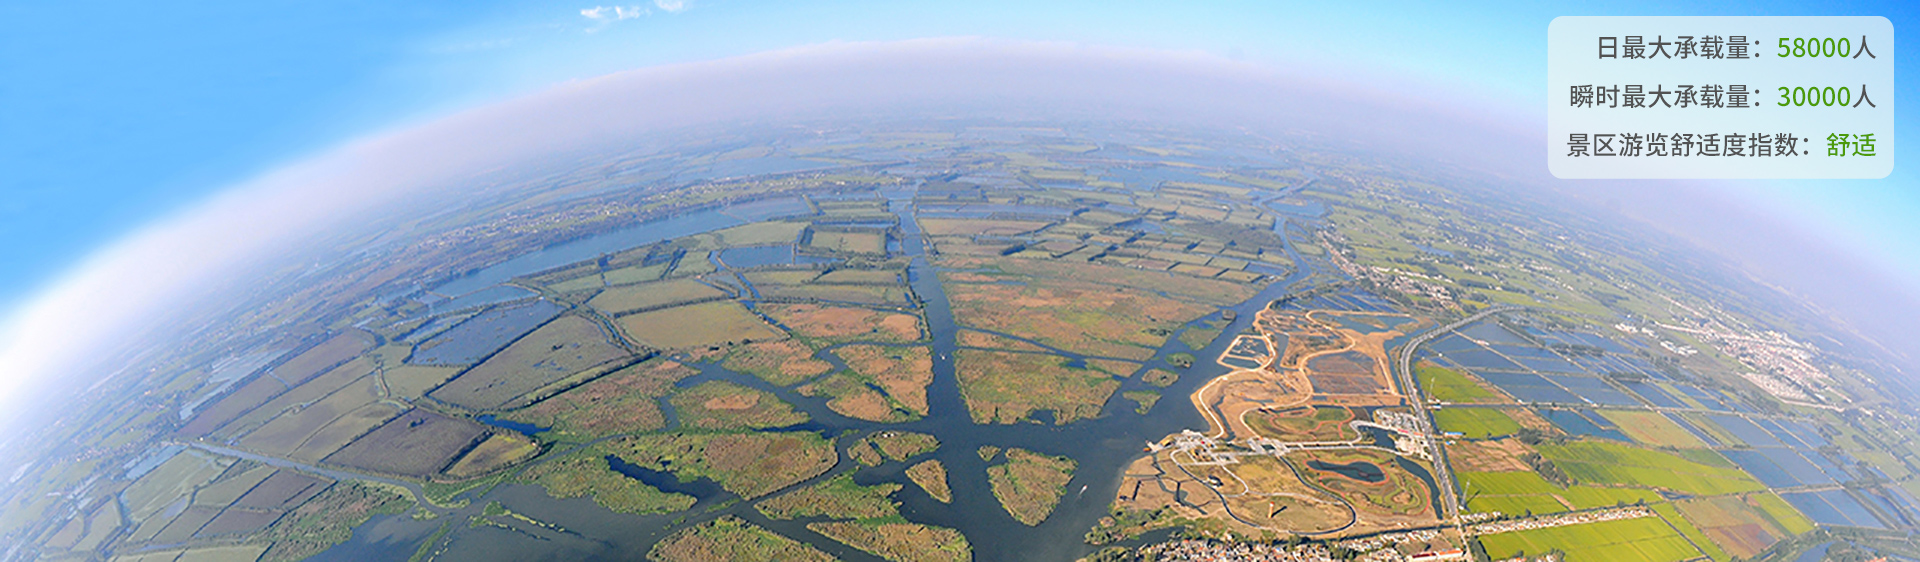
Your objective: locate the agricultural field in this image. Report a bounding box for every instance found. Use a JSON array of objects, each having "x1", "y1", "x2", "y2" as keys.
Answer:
[
  {"x1": 382, "y1": 365, "x2": 462, "y2": 401},
  {"x1": 589, "y1": 278, "x2": 729, "y2": 315},
  {"x1": 617, "y1": 301, "x2": 785, "y2": 350},
  {"x1": 1536, "y1": 441, "x2": 1763, "y2": 497},
  {"x1": 178, "y1": 332, "x2": 375, "y2": 436},
  {"x1": 1433, "y1": 407, "x2": 1522, "y2": 439},
  {"x1": 918, "y1": 218, "x2": 1053, "y2": 237},
  {"x1": 804, "y1": 229, "x2": 888, "y2": 254},
  {"x1": 213, "y1": 356, "x2": 380, "y2": 442},
  {"x1": 648, "y1": 516, "x2": 834, "y2": 562},
  {"x1": 988, "y1": 448, "x2": 1077, "y2": 525},
  {"x1": 758, "y1": 303, "x2": 922, "y2": 344},
  {"x1": 1458, "y1": 470, "x2": 1660, "y2": 516},
  {"x1": 501, "y1": 358, "x2": 697, "y2": 438},
  {"x1": 430, "y1": 315, "x2": 632, "y2": 409},
  {"x1": 953, "y1": 349, "x2": 1121, "y2": 424},
  {"x1": 322, "y1": 409, "x2": 491, "y2": 477},
  {"x1": 1479, "y1": 514, "x2": 1705, "y2": 562},
  {"x1": 1416, "y1": 362, "x2": 1500, "y2": 403},
  {"x1": 1598, "y1": 409, "x2": 1711, "y2": 448},
  {"x1": 1675, "y1": 493, "x2": 1815, "y2": 558},
  {"x1": 668, "y1": 381, "x2": 809, "y2": 430},
  {"x1": 519, "y1": 450, "x2": 695, "y2": 514},
  {"x1": 813, "y1": 268, "x2": 902, "y2": 285},
  {"x1": 605, "y1": 432, "x2": 836, "y2": 499}
]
